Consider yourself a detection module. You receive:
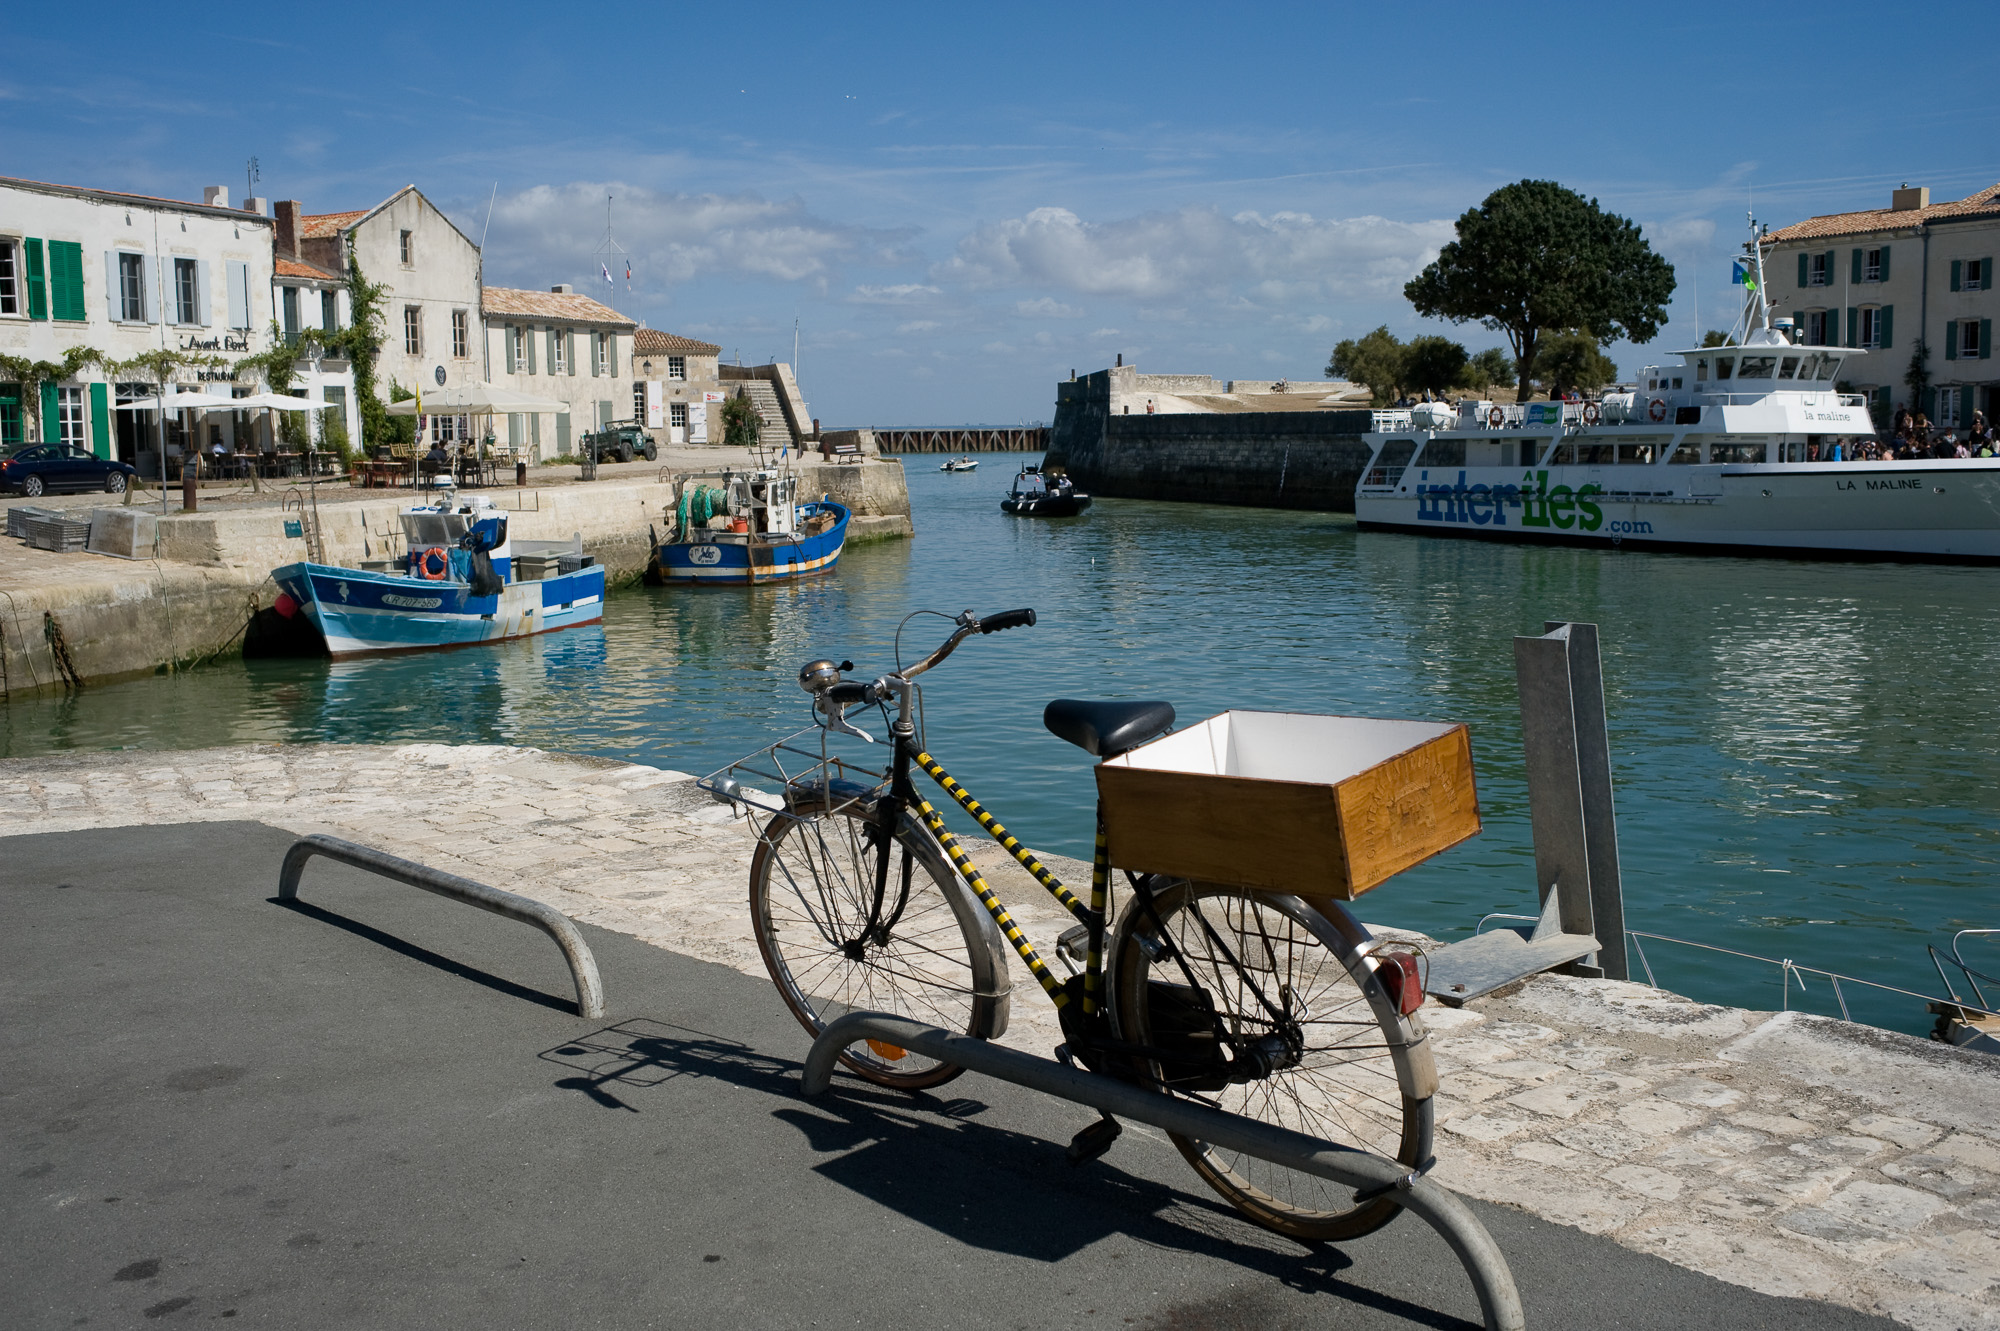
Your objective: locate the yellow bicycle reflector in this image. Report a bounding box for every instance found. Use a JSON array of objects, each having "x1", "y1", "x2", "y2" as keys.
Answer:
[{"x1": 866, "y1": 1039, "x2": 909, "y2": 1061}]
